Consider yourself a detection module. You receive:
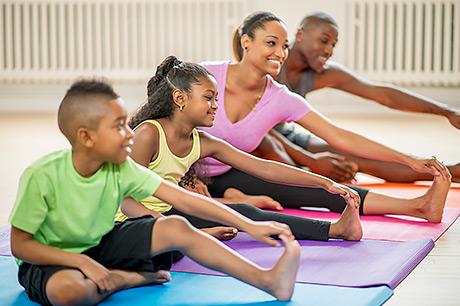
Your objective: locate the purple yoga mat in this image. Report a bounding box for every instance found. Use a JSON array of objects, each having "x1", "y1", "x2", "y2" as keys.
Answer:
[
  {"x1": 0, "y1": 225, "x2": 11, "y2": 256},
  {"x1": 171, "y1": 238, "x2": 434, "y2": 289}
]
